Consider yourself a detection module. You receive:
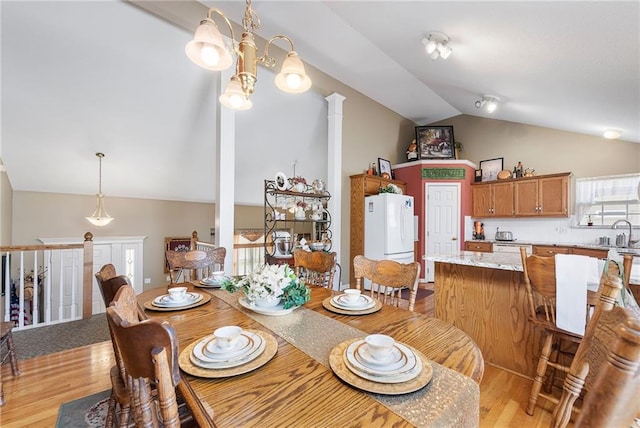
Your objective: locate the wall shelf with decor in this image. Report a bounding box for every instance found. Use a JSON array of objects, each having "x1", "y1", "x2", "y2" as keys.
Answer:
[{"x1": 264, "y1": 179, "x2": 332, "y2": 266}]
